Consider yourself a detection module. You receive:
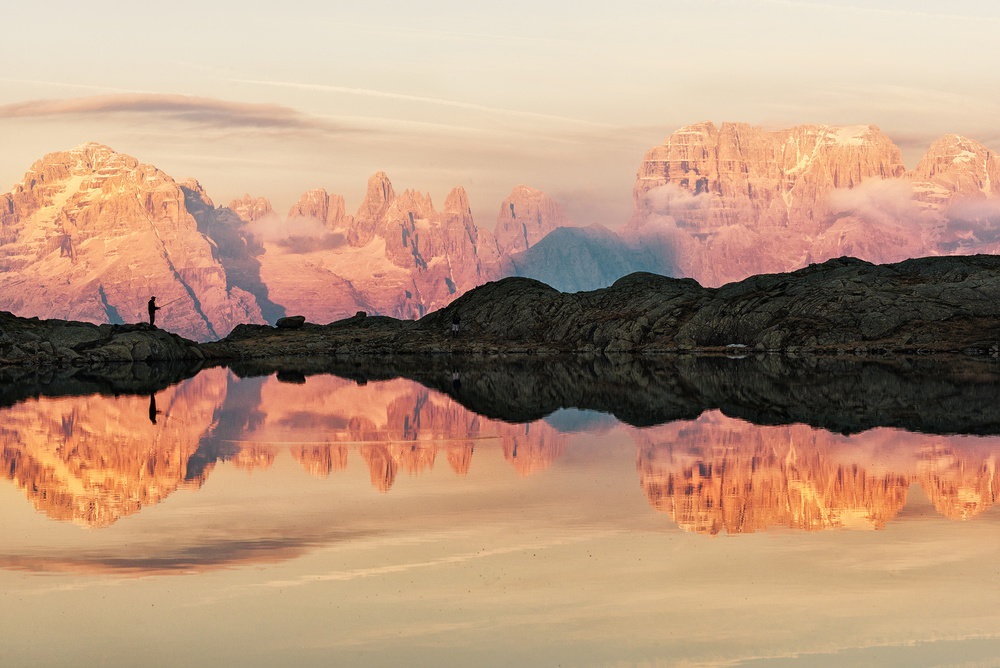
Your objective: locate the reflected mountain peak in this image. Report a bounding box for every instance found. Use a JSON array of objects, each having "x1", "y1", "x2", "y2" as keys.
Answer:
[
  {"x1": 3, "y1": 354, "x2": 1000, "y2": 534},
  {"x1": 636, "y1": 412, "x2": 1000, "y2": 534}
]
